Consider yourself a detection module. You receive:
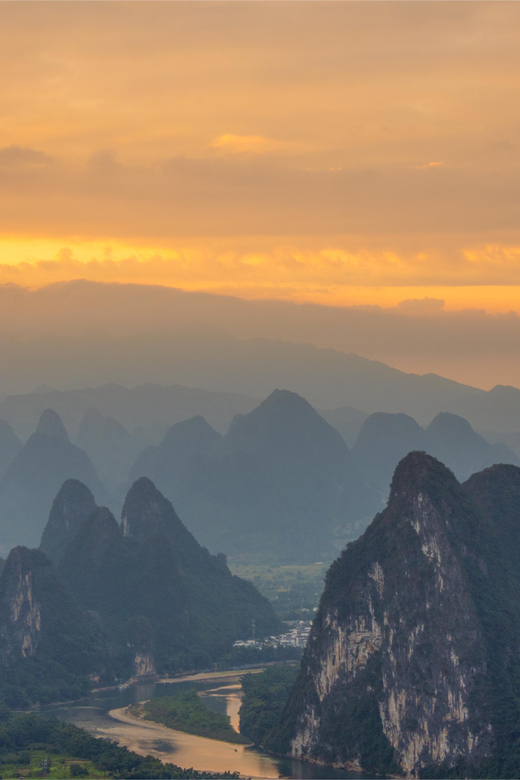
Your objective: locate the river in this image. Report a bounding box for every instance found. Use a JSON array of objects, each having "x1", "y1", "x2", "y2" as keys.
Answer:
[{"x1": 37, "y1": 670, "x2": 365, "y2": 779}]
